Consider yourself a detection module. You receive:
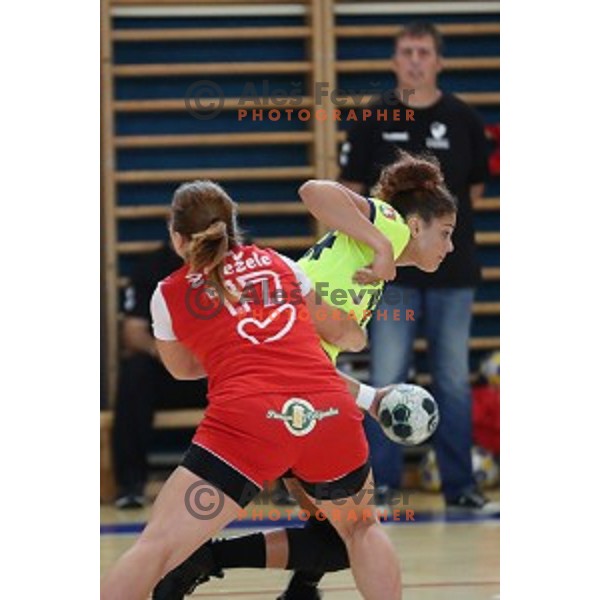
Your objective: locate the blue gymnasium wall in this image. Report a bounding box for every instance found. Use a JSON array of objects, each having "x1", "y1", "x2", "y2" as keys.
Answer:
[{"x1": 113, "y1": 9, "x2": 499, "y2": 375}]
